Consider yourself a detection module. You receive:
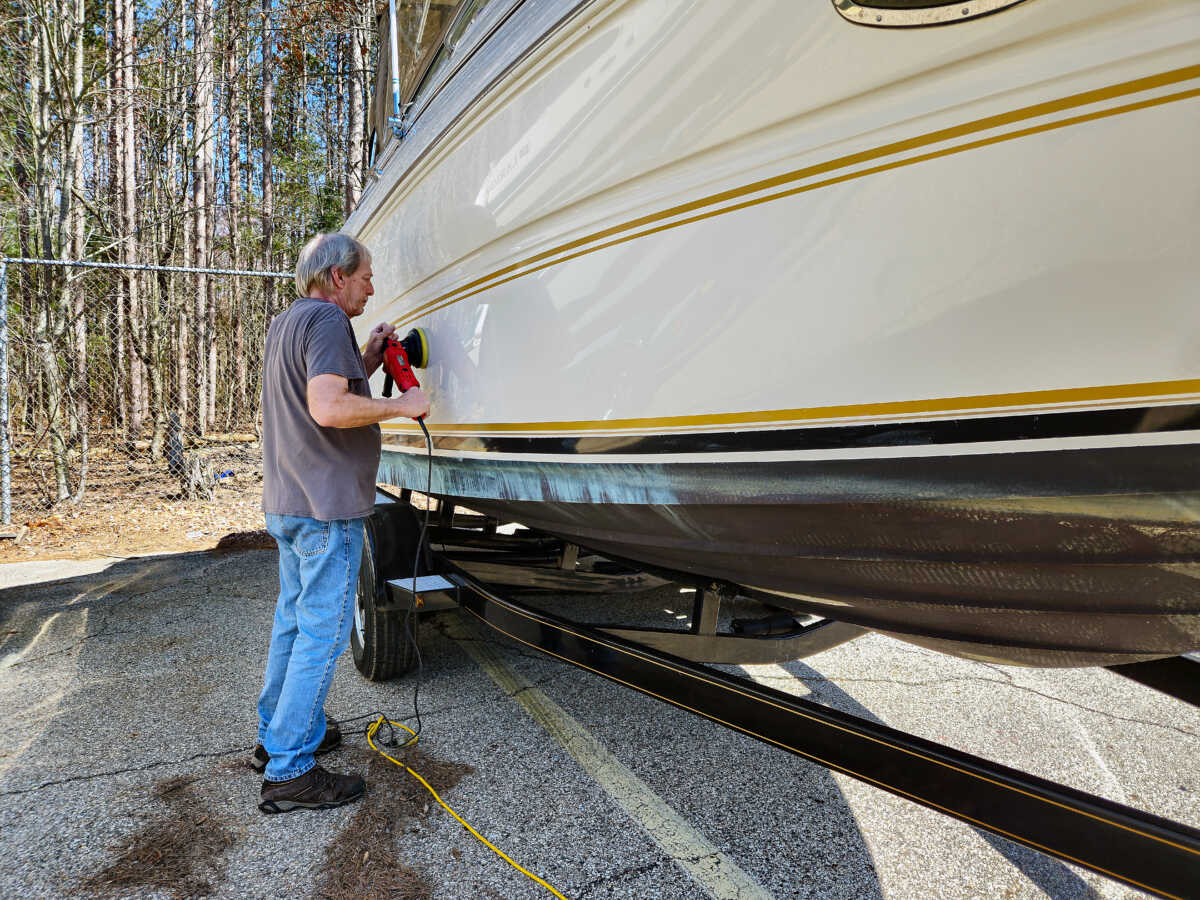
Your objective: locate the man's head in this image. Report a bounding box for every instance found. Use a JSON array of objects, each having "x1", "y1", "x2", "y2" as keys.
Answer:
[{"x1": 294, "y1": 233, "x2": 374, "y2": 318}]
